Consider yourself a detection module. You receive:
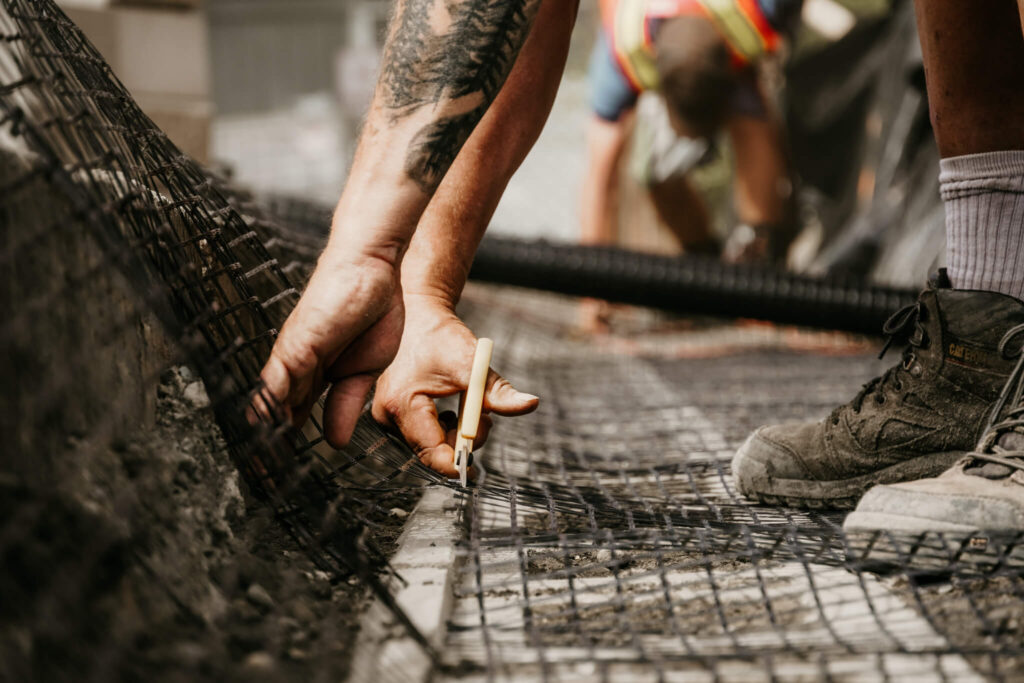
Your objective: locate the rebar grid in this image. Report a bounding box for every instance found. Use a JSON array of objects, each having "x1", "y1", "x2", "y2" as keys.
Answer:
[{"x1": 436, "y1": 291, "x2": 1024, "y2": 681}]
